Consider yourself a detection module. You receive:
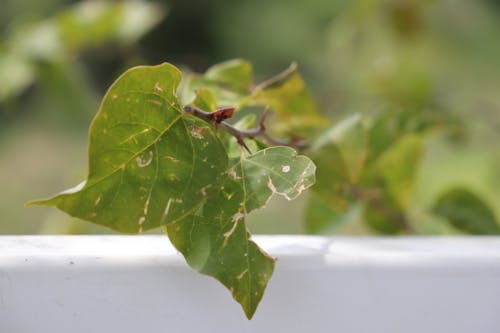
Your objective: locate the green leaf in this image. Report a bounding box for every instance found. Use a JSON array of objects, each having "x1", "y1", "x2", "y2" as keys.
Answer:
[
  {"x1": 204, "y1": 59, "x2": 254, "y2": 94},
  {"x1": 179, "y1": 59, "x2": 253, "y2": 106},
  {"x1": 362, "y1": 187, "x2": 409, "y2": 234},
  {"x1": 366, "y1": 111, "x2": 432, "y2": 165},
  {"x1": 312, "y1": 113, "x2": 367, "y2": 183},
  {"x1": 308, "y1": 114, "x2": 367, "y2": 212},
  {"x1": 370, "y1": 134, "x2": 423, "y2": 208},
  {"x1": 305, "y1": 194, "x2": 351, "y2": 234},
  {"x1": 27, "y1": 63, "x2": 224, "y2": 233},
  {"x1": 432, "y1": 188, "x2": 500, "y2": 234},
  {"x1": 192, "y1": 87, "x2": 218, "y2": 112},
  {"x1": 166, "y1": 146, "x2": 315, "y2": 319},
  {"x1": 306, "y1": 115, "x2": 421, "y2": 235},
  {"x1": 309, "y1": 143, "x2": 350, "y2": 212},
  {"x1": 28, "y1": 63, "x2": 316, "y2": 319},
  {"x1": 366, "y1": 112, "x2": 403, "y2": 164}
]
